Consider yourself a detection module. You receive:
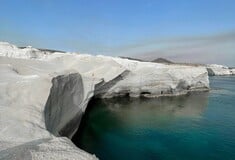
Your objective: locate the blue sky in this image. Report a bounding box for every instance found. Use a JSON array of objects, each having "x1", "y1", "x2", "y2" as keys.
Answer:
[{"x1": 0, "y1": 0, "x2": 235, "y2": 65}]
